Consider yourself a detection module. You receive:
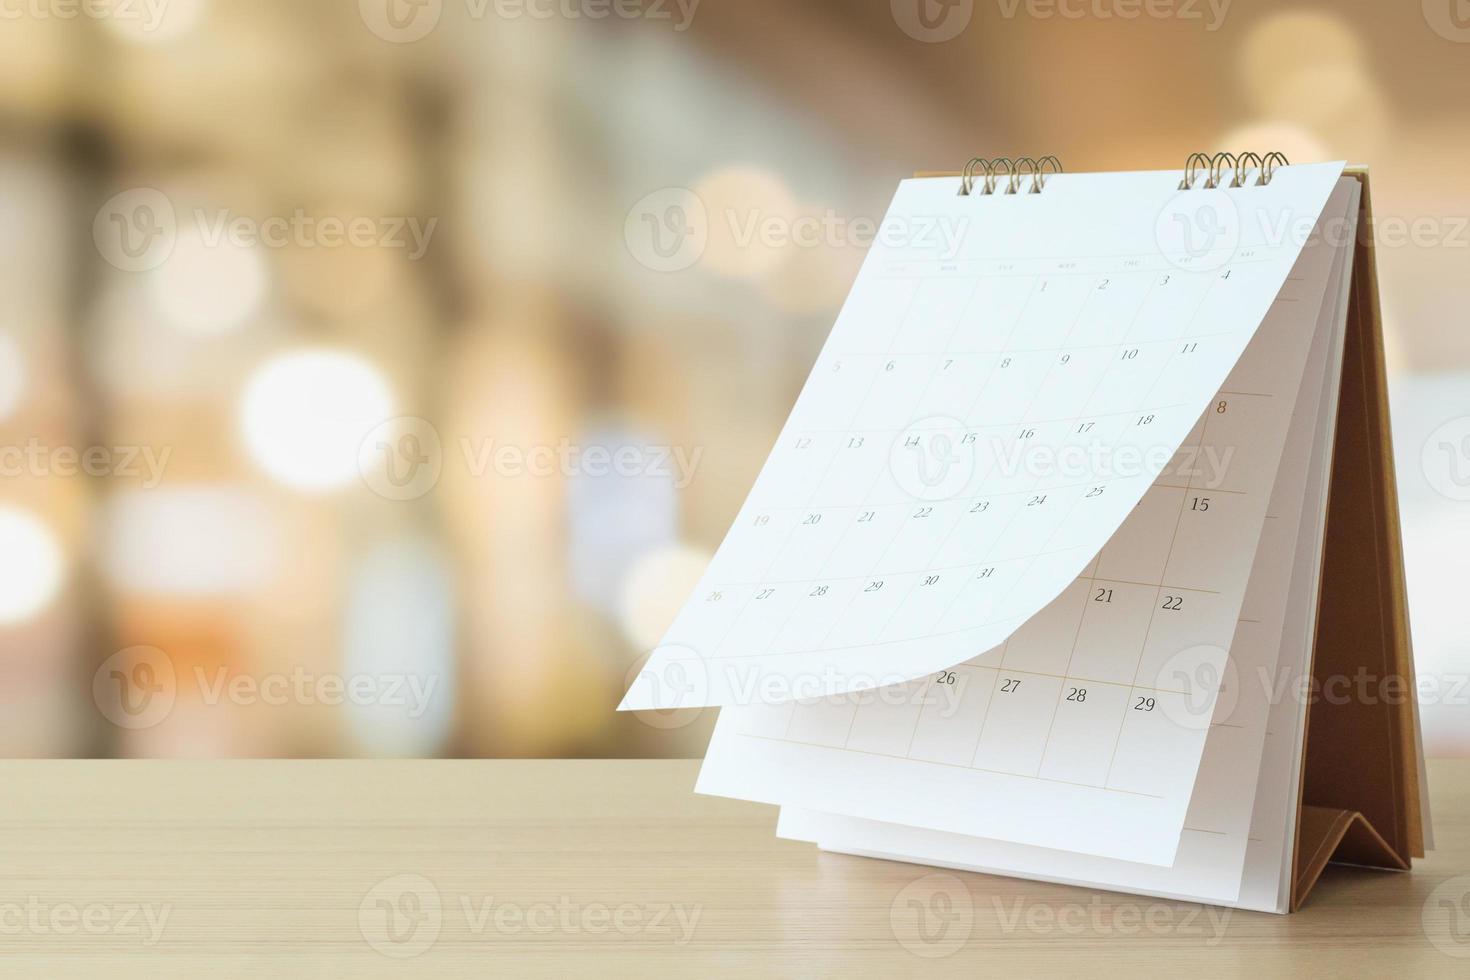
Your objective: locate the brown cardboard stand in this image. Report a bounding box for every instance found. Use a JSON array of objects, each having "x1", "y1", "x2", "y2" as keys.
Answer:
[
  {"x1": 1290, "y1": 168, "x2": 1423, "y2": 909},
  {"x1": 915, "y1": 166, "x2": 1424, "y2": 911}
]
